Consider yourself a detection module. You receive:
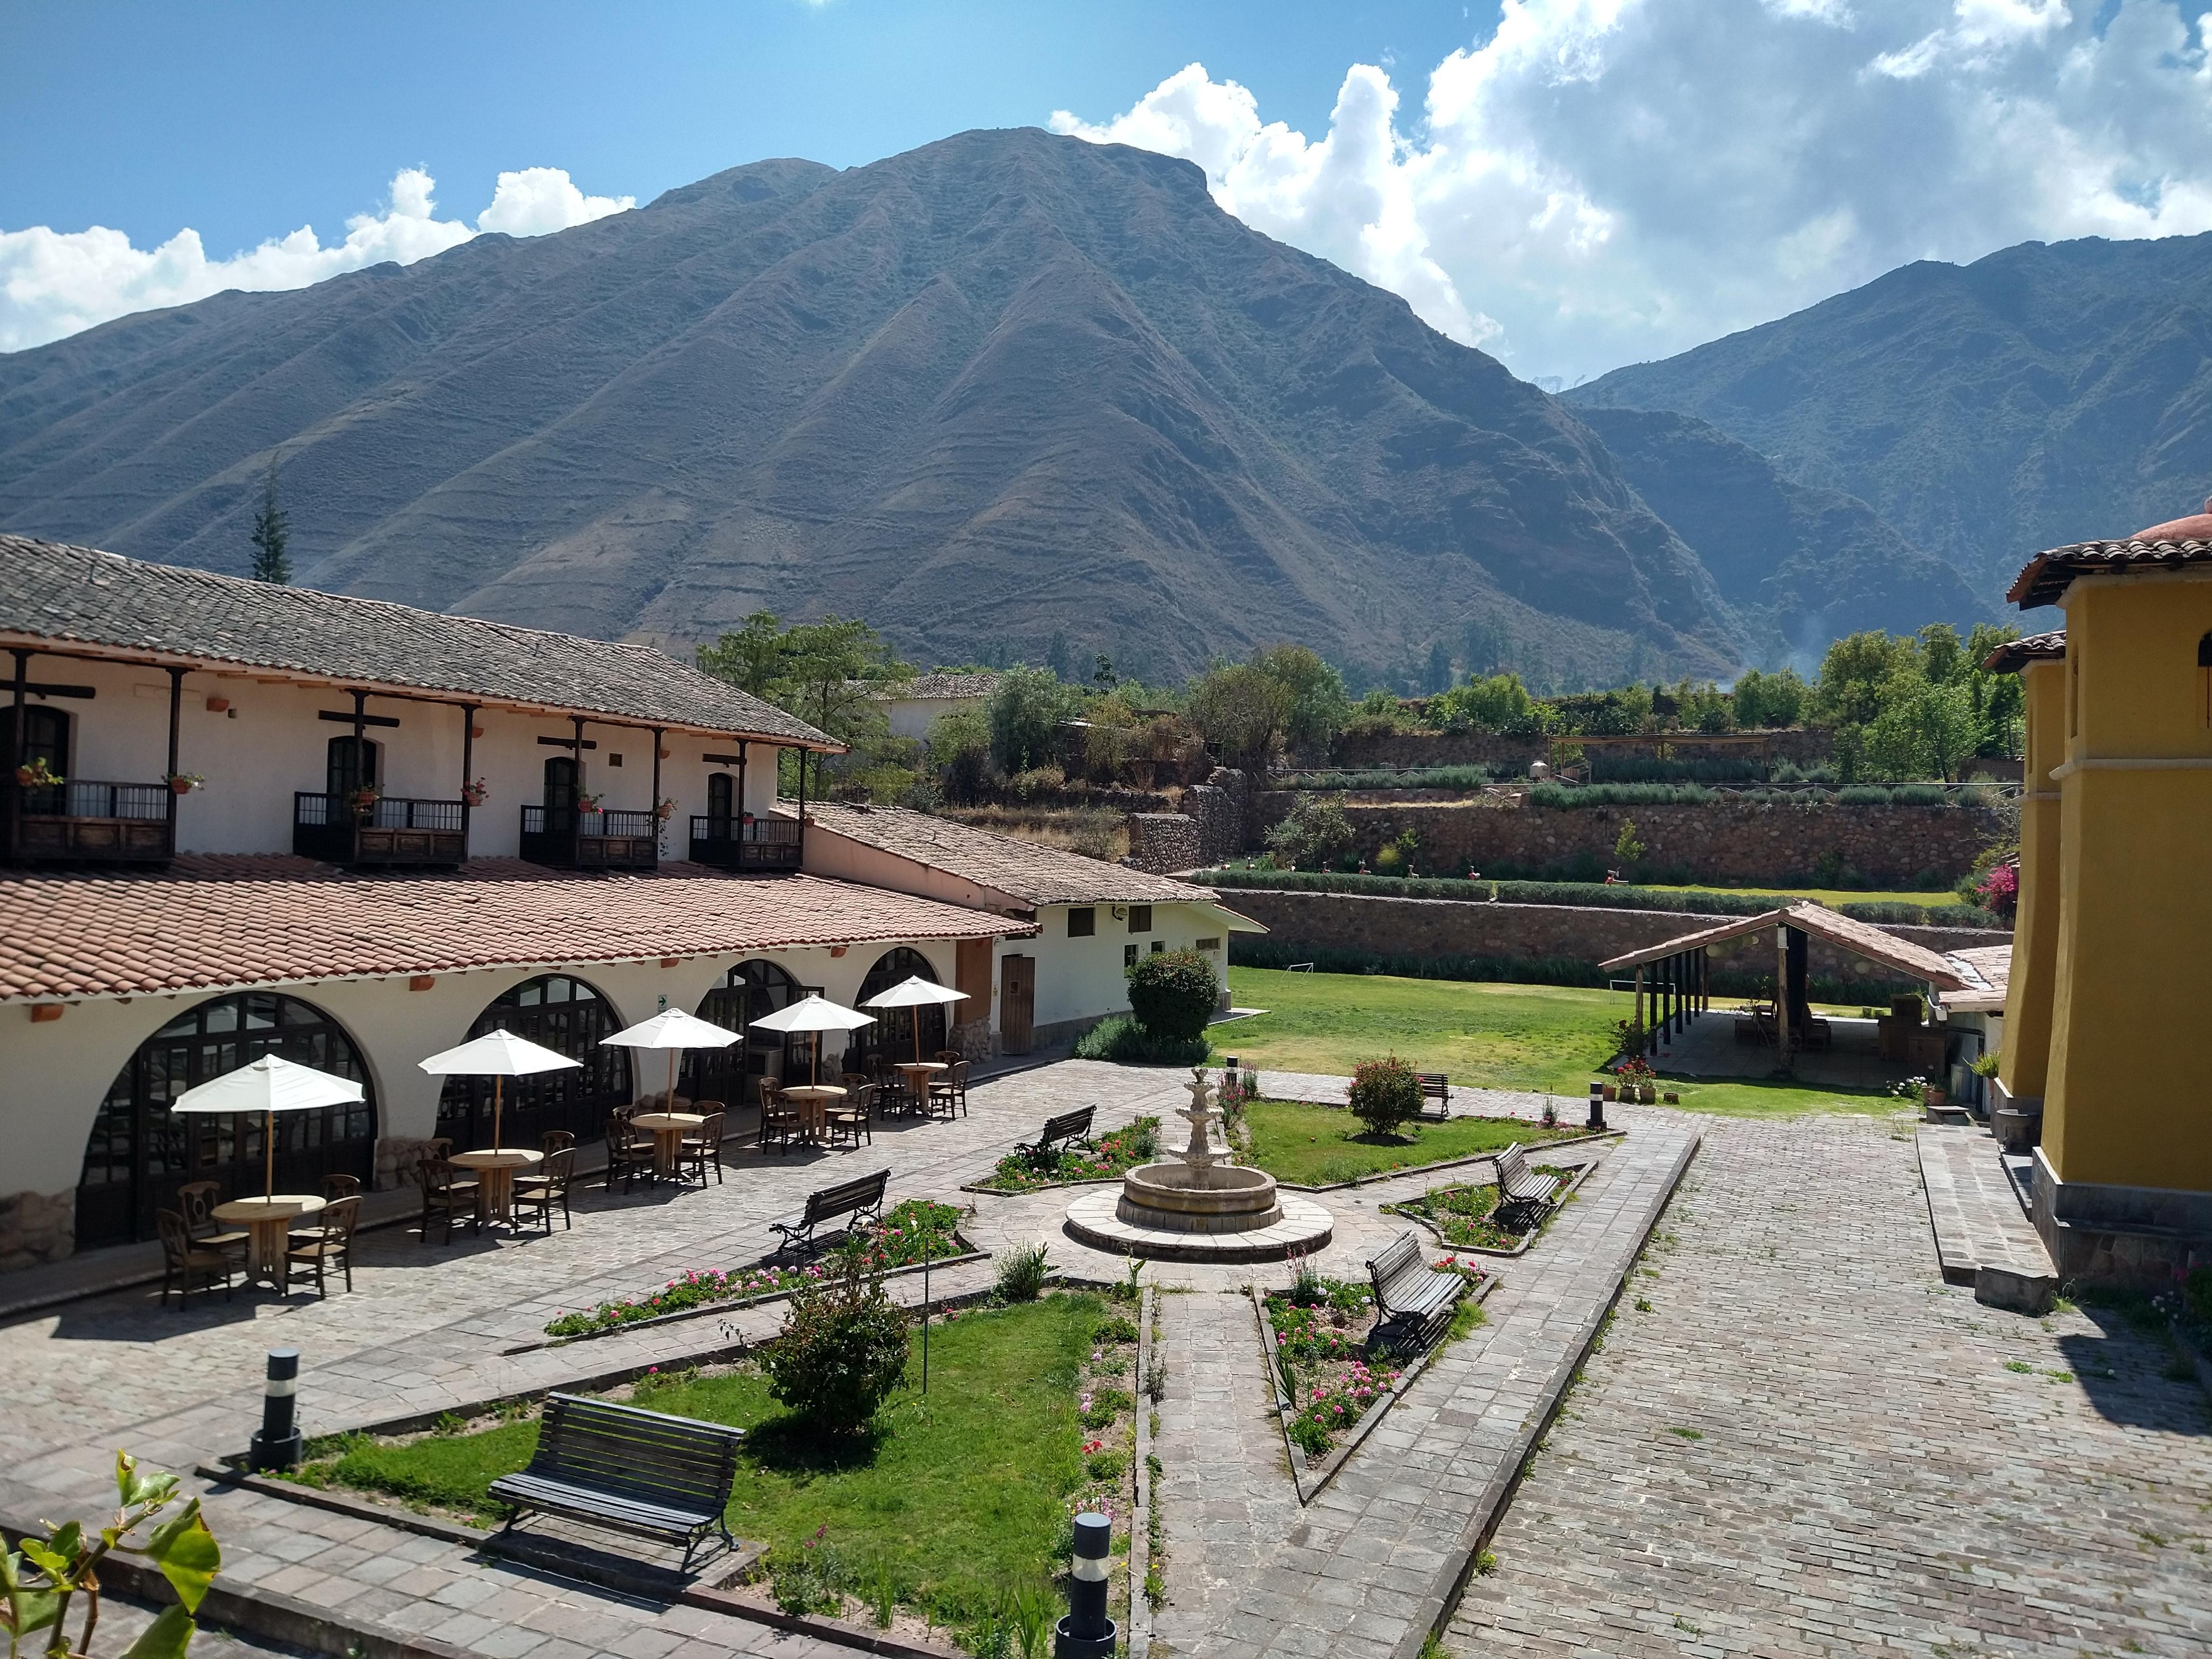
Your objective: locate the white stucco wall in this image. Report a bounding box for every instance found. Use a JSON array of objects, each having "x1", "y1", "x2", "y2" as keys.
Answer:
[
  {"x1": 1010, "y1": 901, "x2": 1227, "y2": 1031},
  {"x1": 880, "y1": 696, "x2": 987, "y2": 742},
  {"x1": 0, "y1": 936, "x2": 962, "y2": 1199},
  {"x1": 7, "y1": 654, "x2": 797, "y2": 860}
]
